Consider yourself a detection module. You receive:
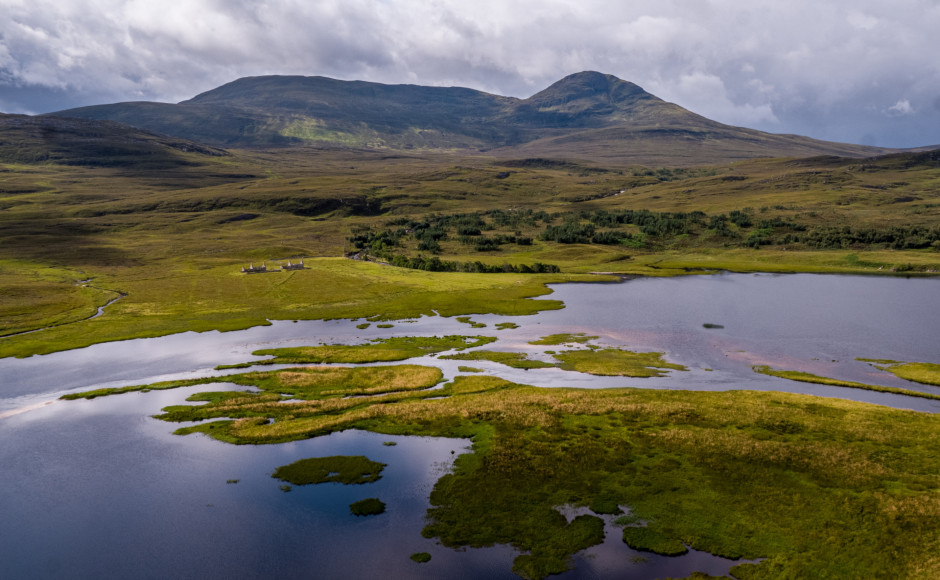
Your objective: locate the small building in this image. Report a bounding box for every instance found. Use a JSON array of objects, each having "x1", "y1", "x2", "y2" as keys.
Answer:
[
  {"x1": 242, "y1": 262, "x2": 267, "y2": 274},
  {"x1": 283, "y1": 258, "x2": 305, "y2": 271}
]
